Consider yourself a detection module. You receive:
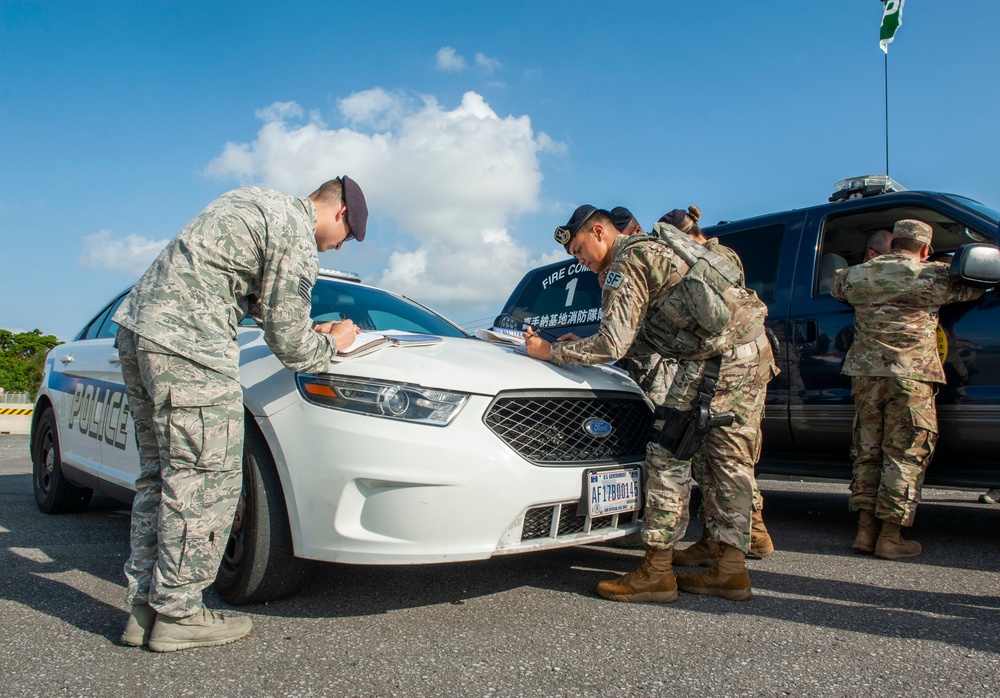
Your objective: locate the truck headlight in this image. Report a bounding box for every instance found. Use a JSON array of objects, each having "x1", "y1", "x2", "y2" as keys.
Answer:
[{"x1": 296, "y1": 375, "x2": 469, "y2": 426}]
